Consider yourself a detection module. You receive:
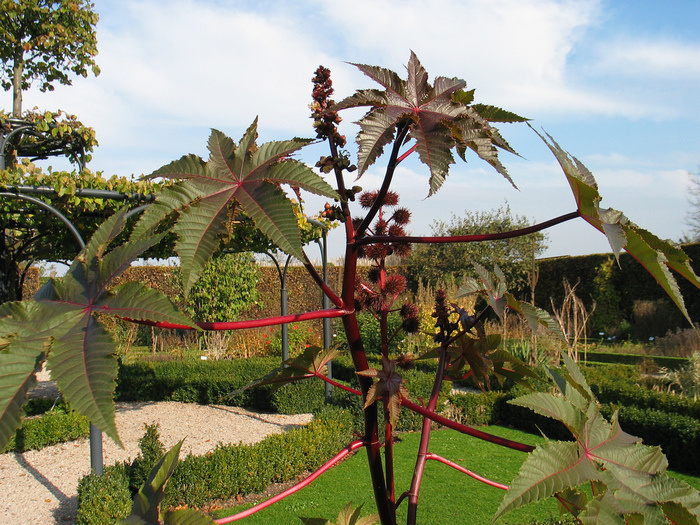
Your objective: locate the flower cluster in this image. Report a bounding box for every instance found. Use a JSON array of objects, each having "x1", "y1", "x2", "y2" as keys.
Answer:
[
  {"x1": 432, "y1": 289, "x2": 460, "y2": 345},
  {"x1": 310, "y1": 66, "x2": 345, "y2": 147}
]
